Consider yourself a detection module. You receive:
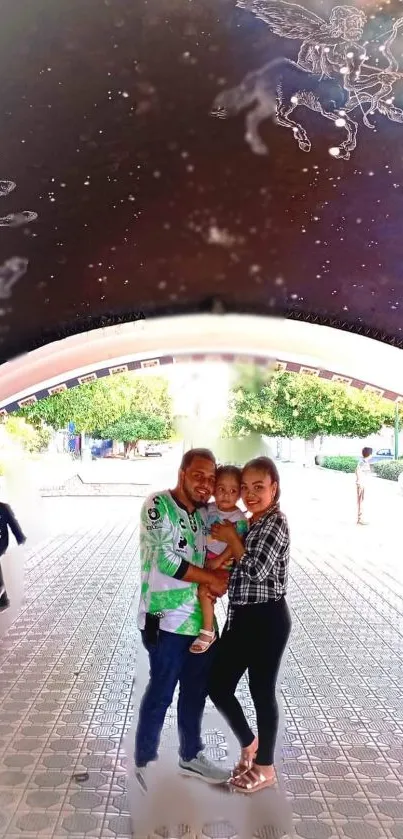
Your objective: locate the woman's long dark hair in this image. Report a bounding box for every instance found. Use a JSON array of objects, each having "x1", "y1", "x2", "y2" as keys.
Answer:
[{"x1": 242, "y1": 456, "x2": 281, "y2": 505}]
